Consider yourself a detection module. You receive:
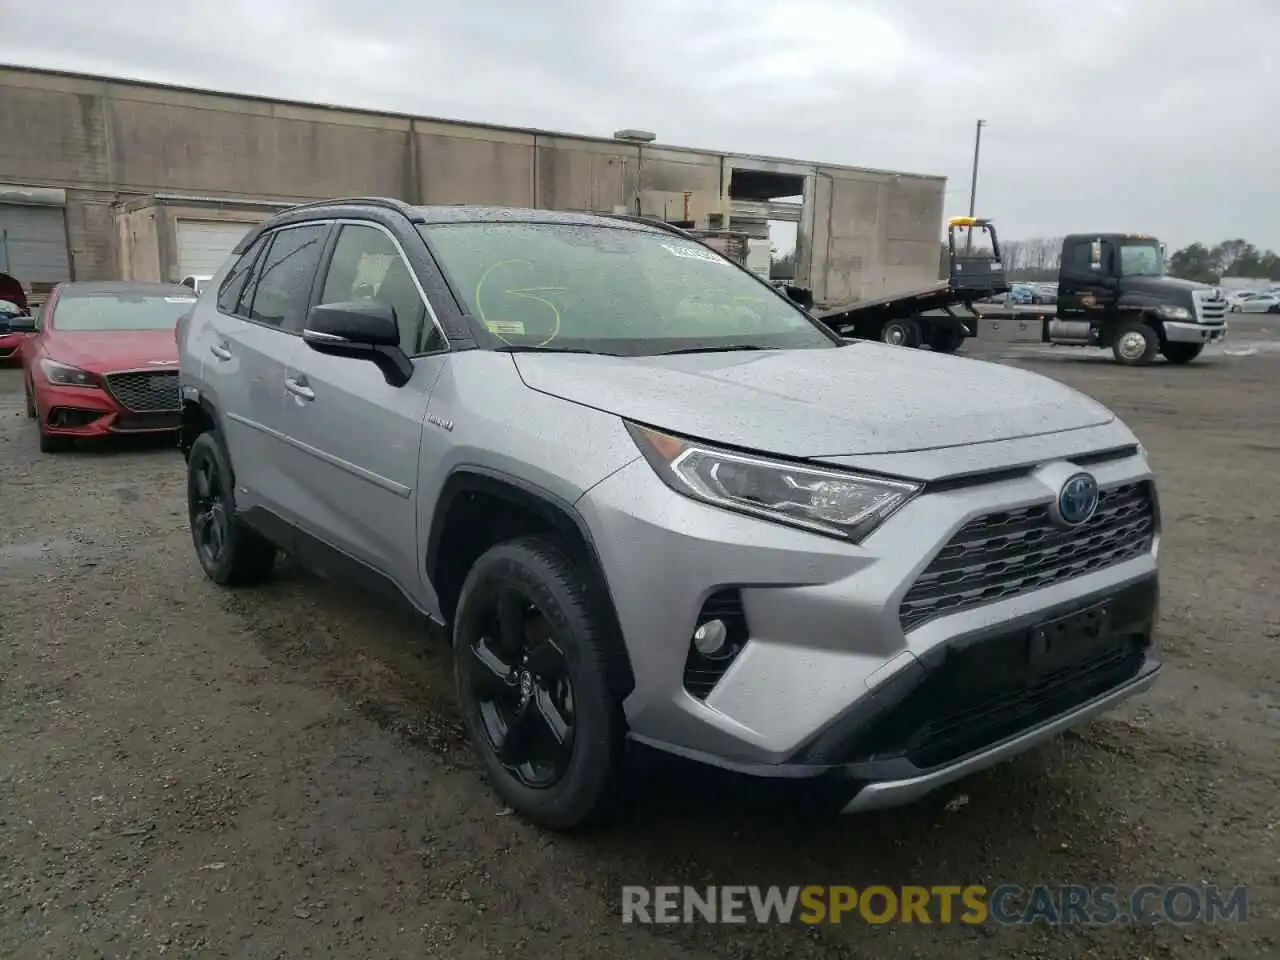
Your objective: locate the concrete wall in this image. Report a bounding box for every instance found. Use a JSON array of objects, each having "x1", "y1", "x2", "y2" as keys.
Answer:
[
  {"x1": 115, "y1": 204, "x2": 161, "y2": 281},
  {"x1": 0, "y1": 65, "x2": 945, "y2": 296},
  {"x1": 115, "y1": 199, "x2": 275, "y2": 282}
]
